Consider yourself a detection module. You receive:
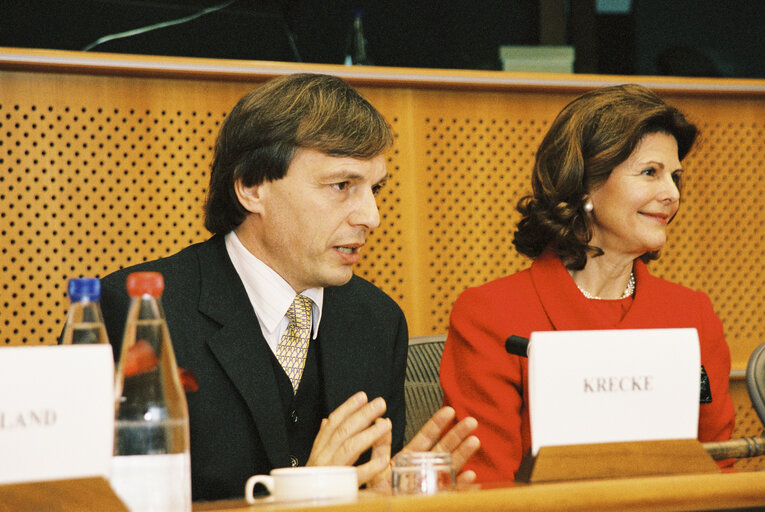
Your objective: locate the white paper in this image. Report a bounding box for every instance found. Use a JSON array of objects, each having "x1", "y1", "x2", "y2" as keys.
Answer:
[
  {"x1": 0, "y1": 345, "x2": 114, "y2": 484},
  {"x1": 528, "y1": 328, "x2": 700, "y2": 455}
]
